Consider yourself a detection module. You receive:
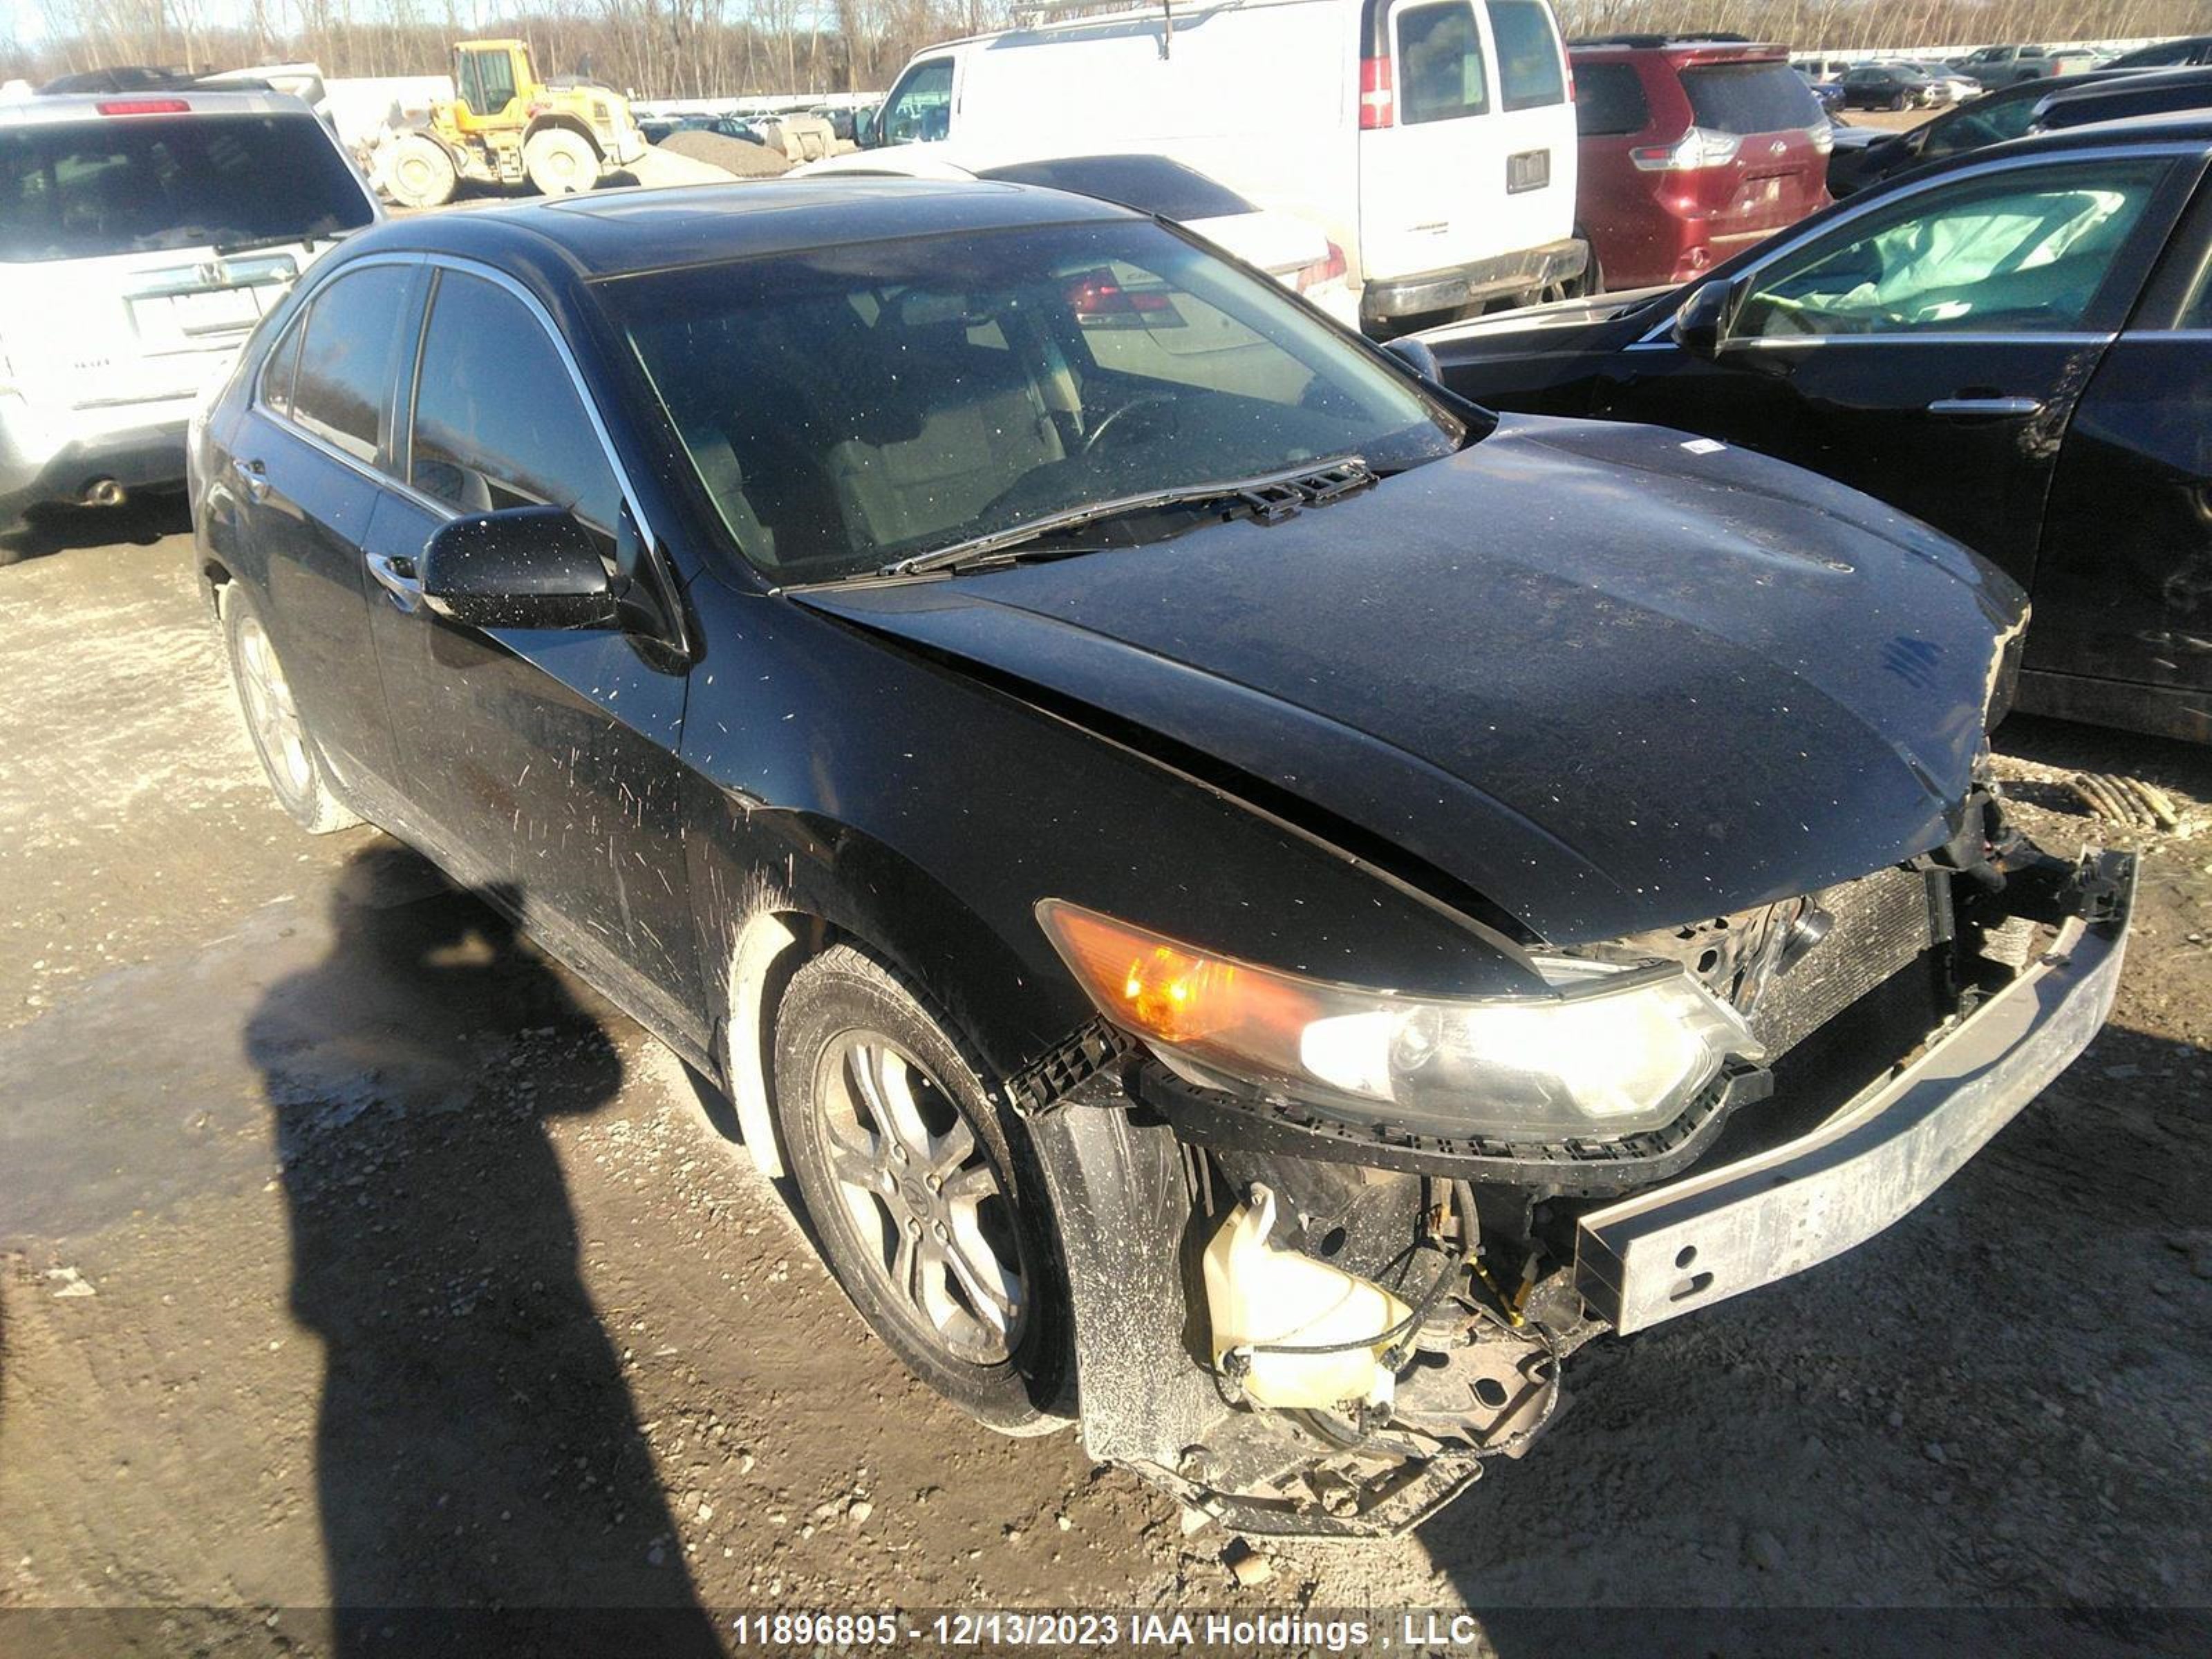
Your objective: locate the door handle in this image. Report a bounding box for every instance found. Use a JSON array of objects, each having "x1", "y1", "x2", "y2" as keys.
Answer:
[
  {"x1": 1926, "y1": 396, "x2": 2045, "y2": 418},
  {"x1": 365, "y1": 550, "x2": 423, "y2": 611},
  {"x1": 230, "y1": 456, "x2": 270, "y2": 501}
]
